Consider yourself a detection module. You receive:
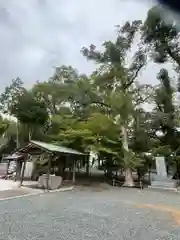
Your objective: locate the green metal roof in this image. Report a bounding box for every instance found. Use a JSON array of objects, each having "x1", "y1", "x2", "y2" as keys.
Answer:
[{"x1": 30, "y1": 140, "x2": 85, "y2": 155}]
